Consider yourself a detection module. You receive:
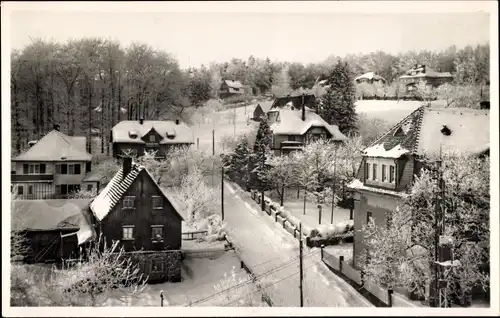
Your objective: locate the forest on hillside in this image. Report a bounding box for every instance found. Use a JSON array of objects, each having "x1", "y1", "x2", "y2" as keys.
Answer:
[{"x1": 10, "y1": 37, "x2": 489, "y2": 155}]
